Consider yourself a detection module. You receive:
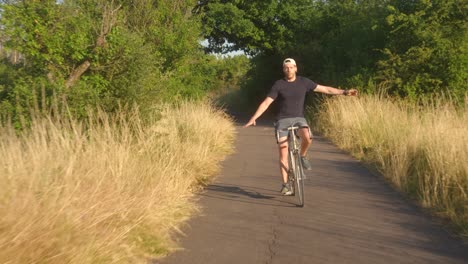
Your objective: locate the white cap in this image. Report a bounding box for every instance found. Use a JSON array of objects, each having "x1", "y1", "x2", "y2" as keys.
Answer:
[{"x1": 283, "y1": 58, "x2": 296, "y2": 66}]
